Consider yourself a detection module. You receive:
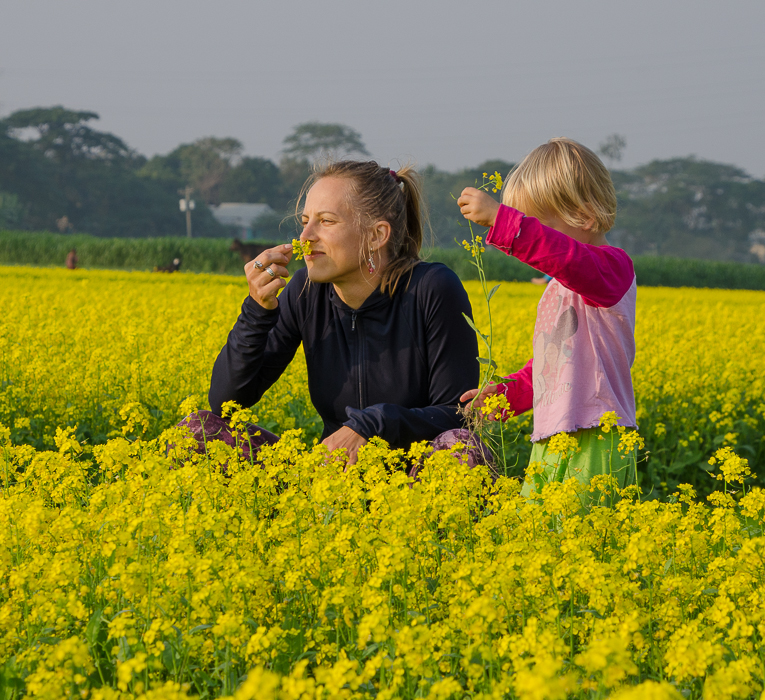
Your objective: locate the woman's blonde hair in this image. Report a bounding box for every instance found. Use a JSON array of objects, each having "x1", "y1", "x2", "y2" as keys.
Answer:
[
  {"x1": 502, "y1": 137, "x2": 617, "y2": 234},
  {"x1": 297, "y1": 160, "x2": 427, "y2": 295}
]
